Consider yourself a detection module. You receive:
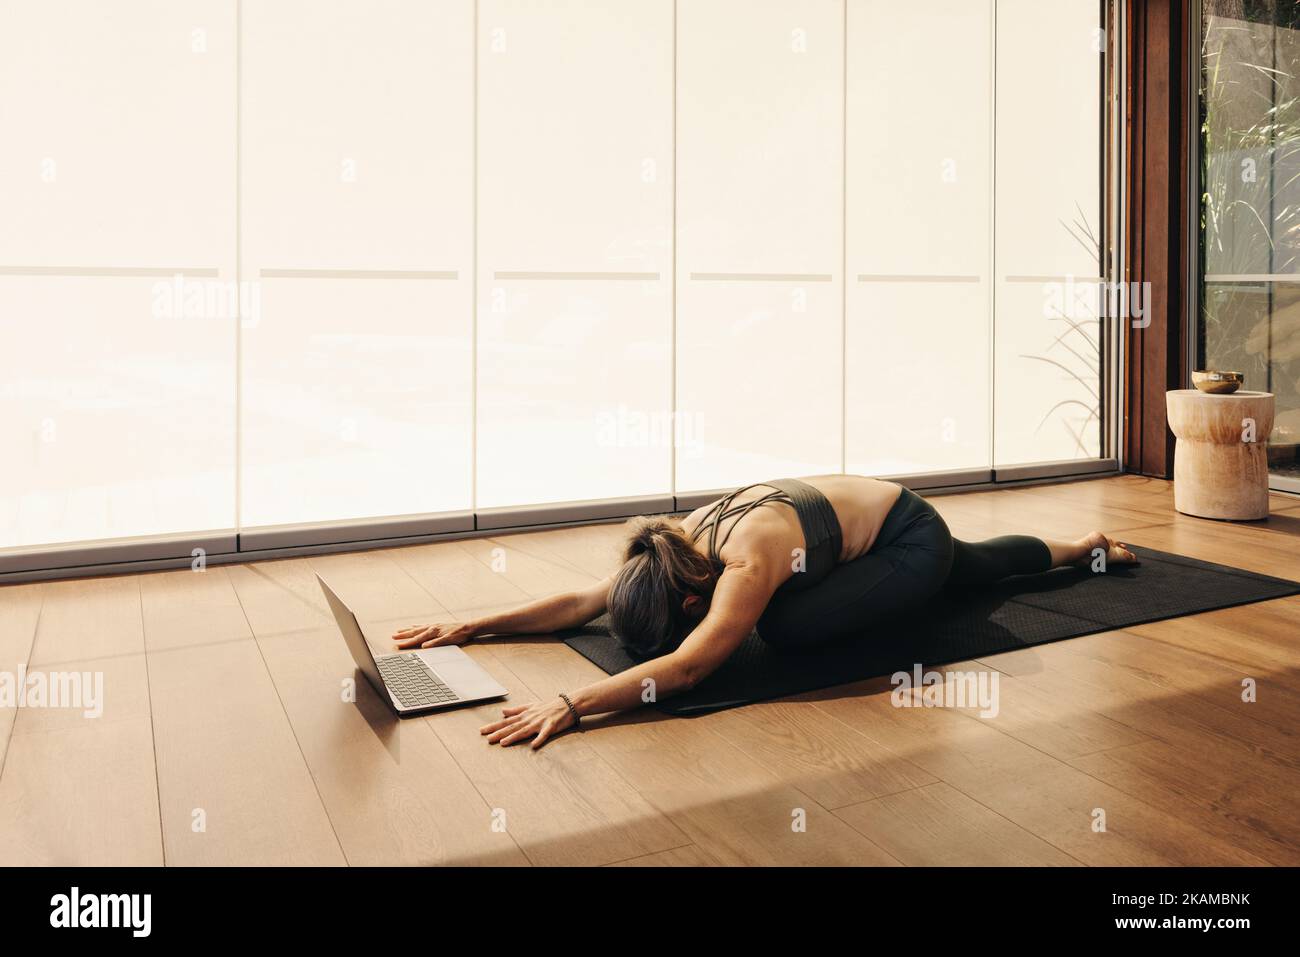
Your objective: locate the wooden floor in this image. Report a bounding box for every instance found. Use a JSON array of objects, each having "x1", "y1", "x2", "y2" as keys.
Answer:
[{"x1": 1, "y1": 475, "x2": 1298, "y2": 866}]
